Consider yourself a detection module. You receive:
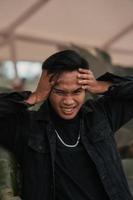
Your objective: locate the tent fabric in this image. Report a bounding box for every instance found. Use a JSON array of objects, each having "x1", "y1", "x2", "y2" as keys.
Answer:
[{"x1": 0, "y1": 0, "x2": 133, "y2": 66}]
